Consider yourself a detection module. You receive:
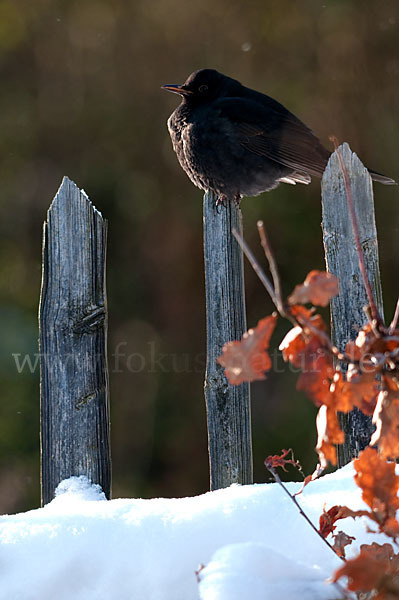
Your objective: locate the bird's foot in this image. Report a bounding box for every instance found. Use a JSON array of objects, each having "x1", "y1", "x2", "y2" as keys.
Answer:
[
  {"x1": 215, "y1": 194, "x2": 241, "y2": 209},
  {"x1": 215, "y1": 194, "x2": 228, "y2": 214},
  {"x1": 216, "y1": 194, "x2": 228, "y2": 208}
]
